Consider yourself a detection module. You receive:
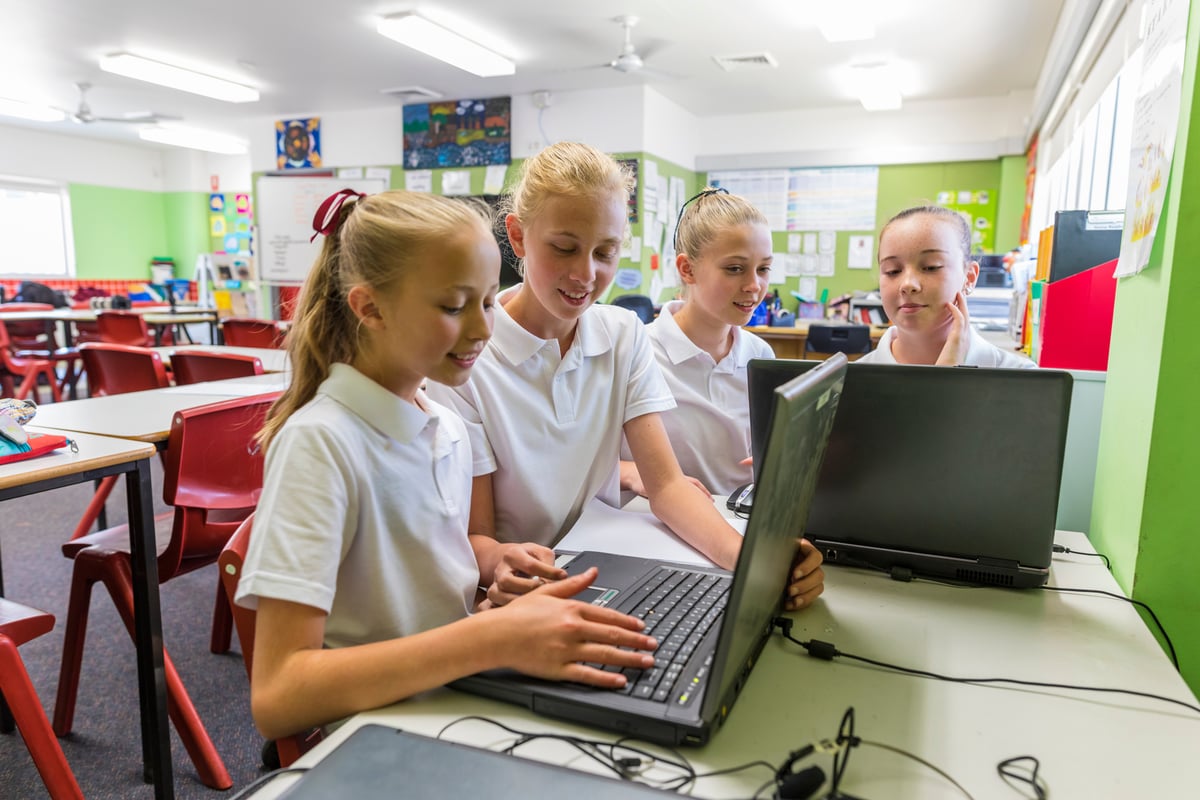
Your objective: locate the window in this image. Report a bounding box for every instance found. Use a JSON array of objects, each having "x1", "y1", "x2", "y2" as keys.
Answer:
[{"x1": 0, "y1": 179, "x2": 75, "y2": 277}]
